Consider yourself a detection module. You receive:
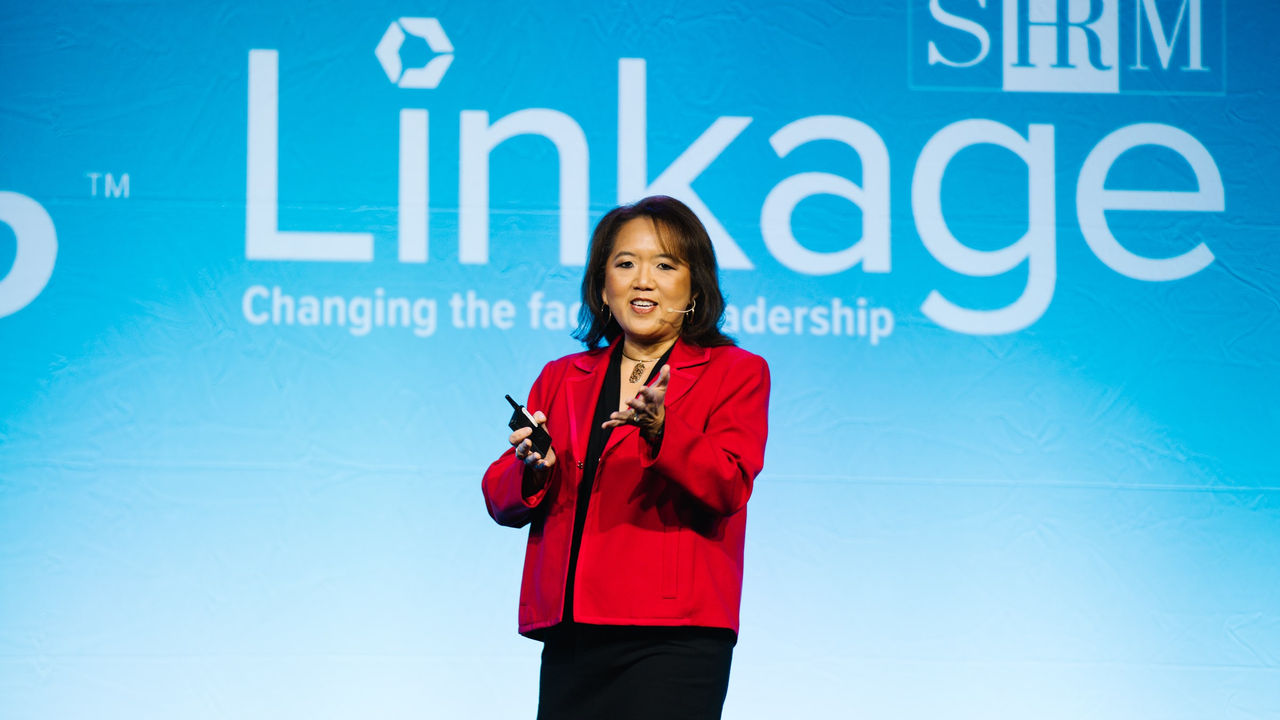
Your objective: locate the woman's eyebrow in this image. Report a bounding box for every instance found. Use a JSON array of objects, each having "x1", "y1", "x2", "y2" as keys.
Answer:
[{"x1": 610, "y1": 250, "x2": 682, "y2": 262}]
